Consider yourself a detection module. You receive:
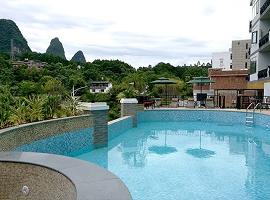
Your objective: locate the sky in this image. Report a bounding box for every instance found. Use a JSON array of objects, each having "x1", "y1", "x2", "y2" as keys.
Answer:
[{"x1": 1, "y1": 0, "x2": 251, "y2": 68}]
